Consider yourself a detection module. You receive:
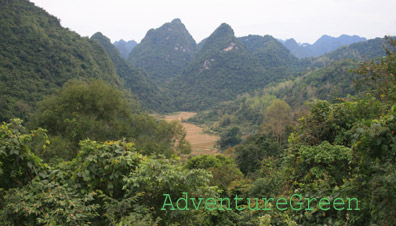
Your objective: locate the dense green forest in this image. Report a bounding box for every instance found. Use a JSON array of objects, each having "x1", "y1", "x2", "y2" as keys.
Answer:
[
  {"x1": 188, "y1": 58, "x2": 361, "y2": 144},
  {"x1": 0, "y1": 0, "x2": 119, "y2": 122},
  {"x1": 1, "y1": 0, "x2": 396, "y2": 225}
]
